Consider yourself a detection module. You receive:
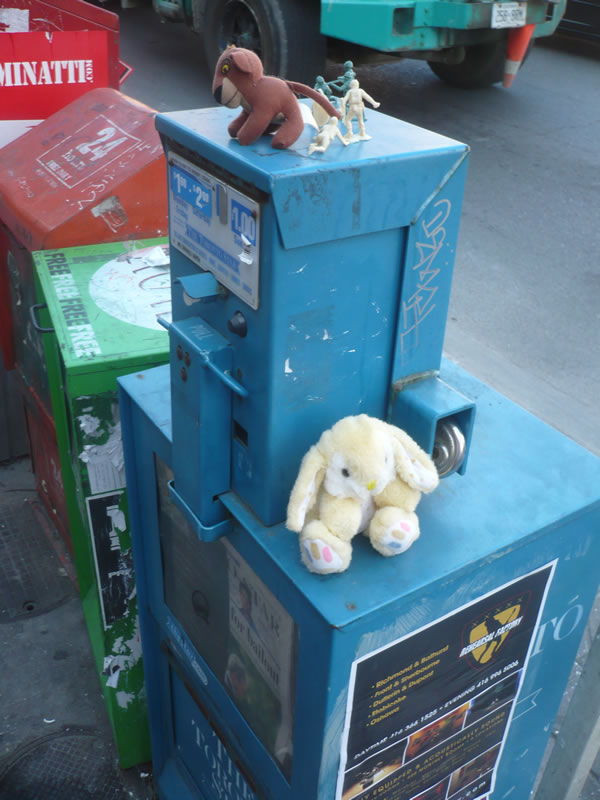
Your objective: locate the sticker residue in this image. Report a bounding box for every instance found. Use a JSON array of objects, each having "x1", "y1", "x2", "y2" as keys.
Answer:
[
  {"x1": 79, "y1": 421, "x2": 125, "y2": 494},
  {"x1": 0, "y1": 9, "x2": 29, "y2": 31}
]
